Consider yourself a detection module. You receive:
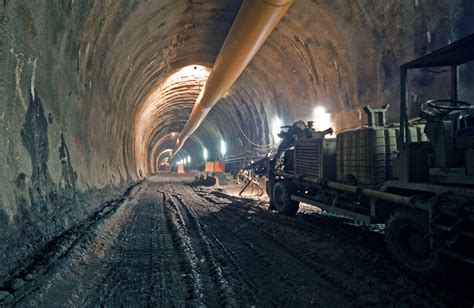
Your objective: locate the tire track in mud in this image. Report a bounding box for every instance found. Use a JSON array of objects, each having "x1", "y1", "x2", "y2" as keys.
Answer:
[
  {"x1": 13, "y1": 182, "x2": 193, "y2": 307},
  {"x1": 174, "y1": 194, "x2": 344, "y2": 306},
  {"x1": 150, "y1": 191, "x2": 189, "y2": 307},
  {"x1": 171, "y1": 190, "x2": 262, "y2": 305},
  {"x1": 161, "y1": 192, "x2": 208, "y2": 306},
  {"x1": 168, "y1": 194, "x2": 239, "y2": 307},
  {"x1": 173, "y1": 185, "x2": 314, "y2": 305},
  {"x1": 156, "y1": 183, "x2": 250, "y2": 306},
  {"x1": 85, "y1": 185, "x2": 207, "y2": 307},
  {"x1": 188, "y1": 198, "x2": 345, "y2": 306},
  {"x1": 170, "y1": 196, "x2": 278, "y2": 306},
  {"x1": 80, "y1": 188, "x2": 163, "y2": 306},
  {"x1": 39, "y1": 184, "x2": 187, "y2": 307},
  {"x1": 10, "y1": 177, "x2": 471, "y2": 307},
  {"x1": 217, "y1": 196, "x2": 455, "y2": 307},
  {"x1": 156, "y1": 182, "x2": 473, "y2": 306},
  {"x1": 189, "y1": 186, "x2": 447, "y2": 307},
  {"x1": 213, "y1": 202, "x2": 383, "y2": 304},
  {"x1": 176, "y1": 184, "x2": 360, "y2": 305}
]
